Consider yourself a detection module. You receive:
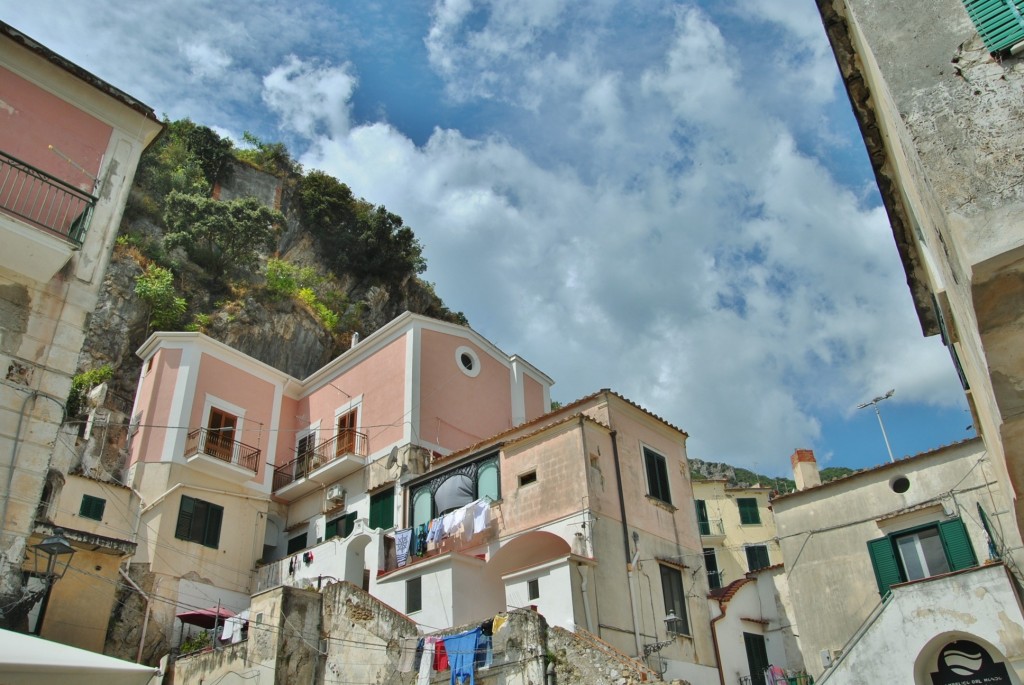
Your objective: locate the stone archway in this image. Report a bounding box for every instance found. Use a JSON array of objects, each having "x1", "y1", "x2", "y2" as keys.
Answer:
[{"x1": 915, "y1": 632, "x2": 1022, "y2": 685}]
